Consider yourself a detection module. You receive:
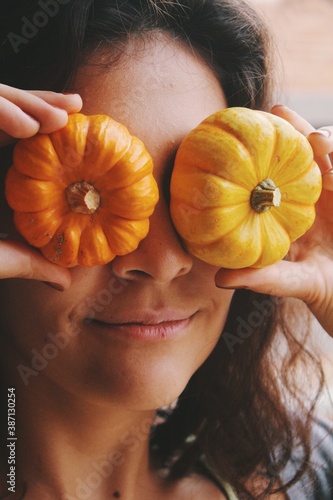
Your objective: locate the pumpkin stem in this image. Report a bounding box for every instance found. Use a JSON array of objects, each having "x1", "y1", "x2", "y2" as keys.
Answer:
[
  {"x1": 250, "y1": 178, "x2": 281, "y2": 213},
  {"x1": 66, "y1": 181, "x2": 101, "y2": 214}
]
